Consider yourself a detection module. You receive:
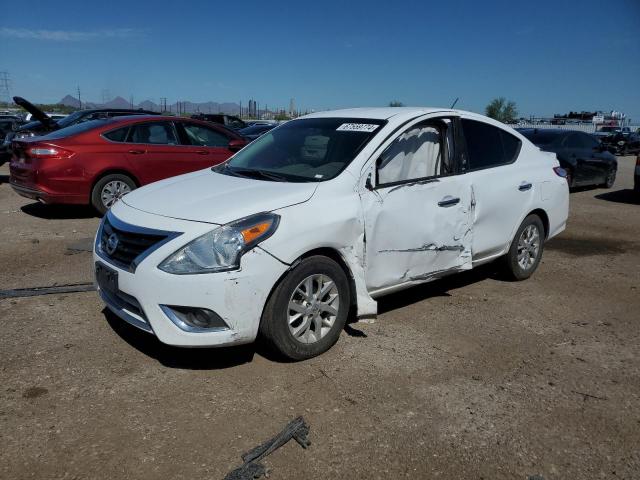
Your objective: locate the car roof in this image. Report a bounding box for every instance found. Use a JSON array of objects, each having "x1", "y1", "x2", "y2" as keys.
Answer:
[{"x1": 303, "y1": 107, "x2": 454, "y2": 120}]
